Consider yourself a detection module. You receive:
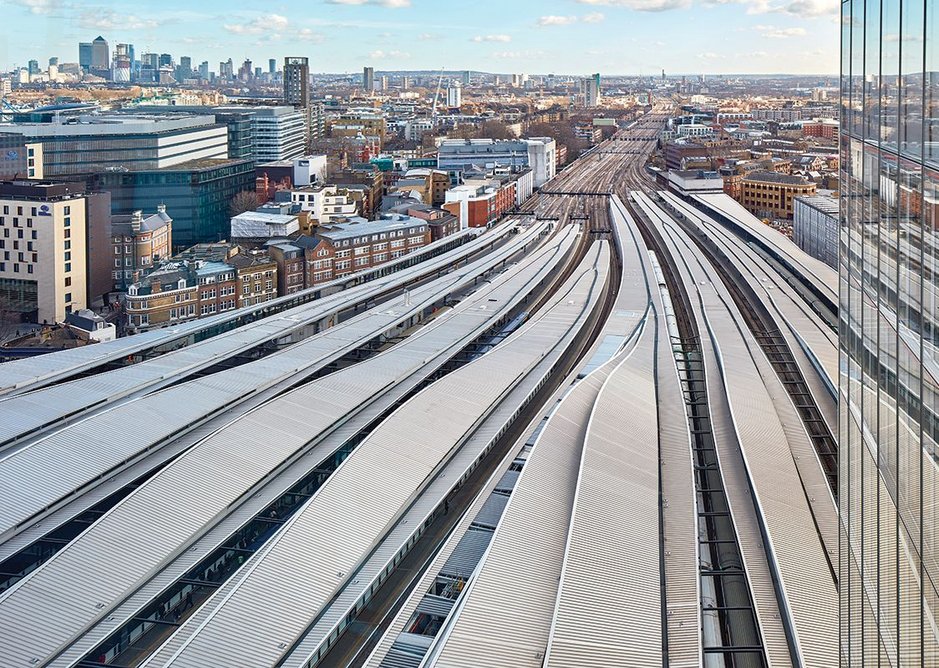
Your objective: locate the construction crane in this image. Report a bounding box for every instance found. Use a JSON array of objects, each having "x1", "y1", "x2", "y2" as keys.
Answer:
[{"x1": 430, "y1": 68, "x2": 445, "y2": 125}]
